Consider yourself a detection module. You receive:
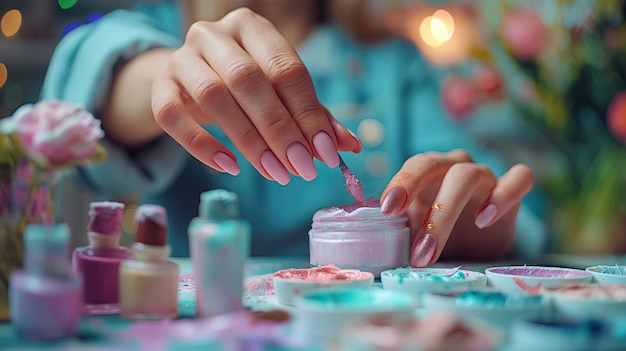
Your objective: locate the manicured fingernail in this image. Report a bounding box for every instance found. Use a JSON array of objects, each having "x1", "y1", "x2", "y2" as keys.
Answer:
[
  {"x1": 380, "y1": 187, "x2": 407, "y2": 216},
  {"x1": 348, "y1": 129, "x2": 362, "y2": 153},
  {"x1": 475, "y1": 203, "x2": 497, "y2": 229},
  {"x1": 212, "y1": 152, "x2": 240, "y2": 176},
  {"x1": 312, "y1": 132, "x2": 340, "y2": 168},
  {"x1": 411, "y1": 233, "x2": 437, "y2": 268},
  {"x1": 286, "y1": 142, "x2": 317, "y2": 181},
  {"x1": 260, "y1": 150, "x2": 290, "y2": 185}
]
